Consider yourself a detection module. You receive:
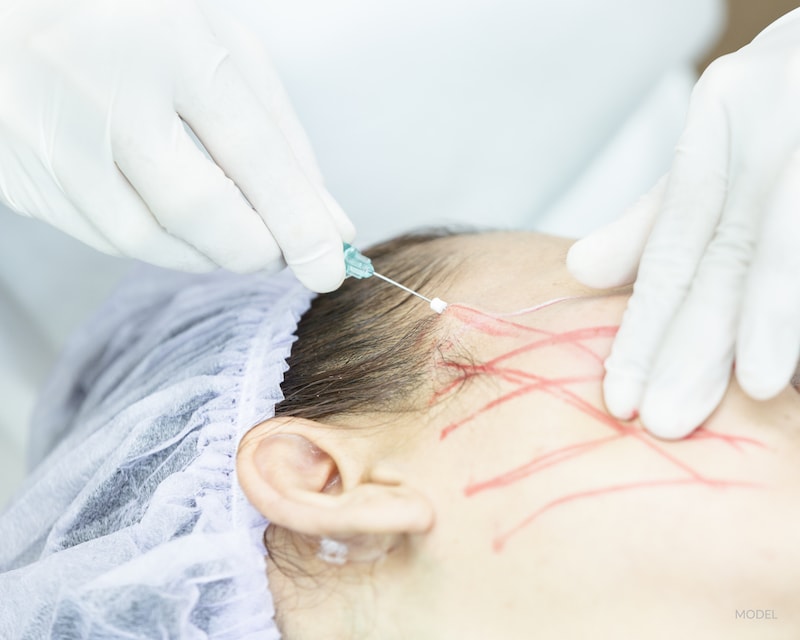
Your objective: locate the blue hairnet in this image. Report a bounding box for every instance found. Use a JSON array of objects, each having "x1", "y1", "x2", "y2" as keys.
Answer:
[{"x1": 0, "y1": 265, "x2": 314, "y2": 639}]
